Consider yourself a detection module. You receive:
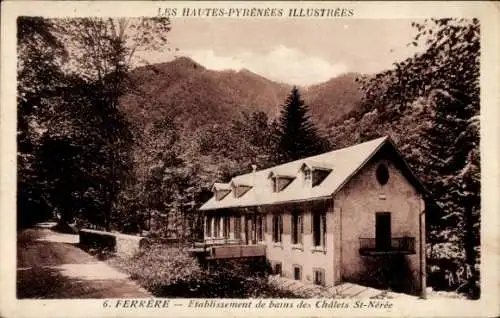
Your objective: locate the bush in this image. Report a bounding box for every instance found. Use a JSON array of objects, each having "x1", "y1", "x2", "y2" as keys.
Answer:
[
  {"x1": 112, "y1": 244, "x2": 299, "y2": 298},
  {"x1": 122, "y1": 245, "x2": 203, "y2": 292},
  {"x1": 426, "y1": 243, "x2": 479, "y2": 299}
]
